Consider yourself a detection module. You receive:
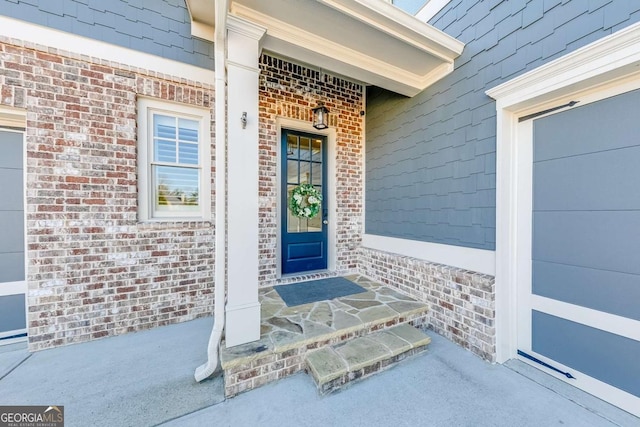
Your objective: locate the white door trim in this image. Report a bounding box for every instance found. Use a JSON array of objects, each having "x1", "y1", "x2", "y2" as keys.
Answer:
[
  {"x1": 275, "y1": 117, "x2": 337, "y2": 279},
  {"x1": 487, "y1": 21, "x2": 640, "y2": 416}
]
